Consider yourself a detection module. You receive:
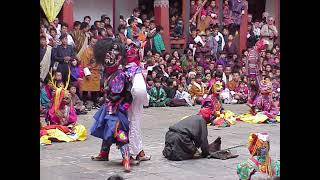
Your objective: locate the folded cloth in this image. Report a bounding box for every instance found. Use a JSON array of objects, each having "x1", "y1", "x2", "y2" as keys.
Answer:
[{"x1": 207, "y1": 150, "x2": 239, "y2": 160}]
